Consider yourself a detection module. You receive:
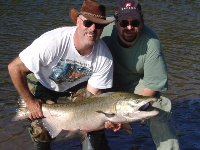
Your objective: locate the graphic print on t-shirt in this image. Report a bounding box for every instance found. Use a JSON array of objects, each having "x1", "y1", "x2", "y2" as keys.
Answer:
[{"x1": 49, "y1": 59, "x2": 92, "y2": 84}]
